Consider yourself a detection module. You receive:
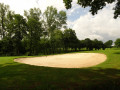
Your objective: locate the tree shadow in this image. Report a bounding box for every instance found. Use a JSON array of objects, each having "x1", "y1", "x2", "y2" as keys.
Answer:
[
  {"x1": 113, "y1": 48, "x2": 120, "y2": 50},
  {"x1": 0, "y1": 63, "x2": 120, "y2": 89},
  {"x1": 114, "y1": 52, "x2": 120, "y2": 54}
]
